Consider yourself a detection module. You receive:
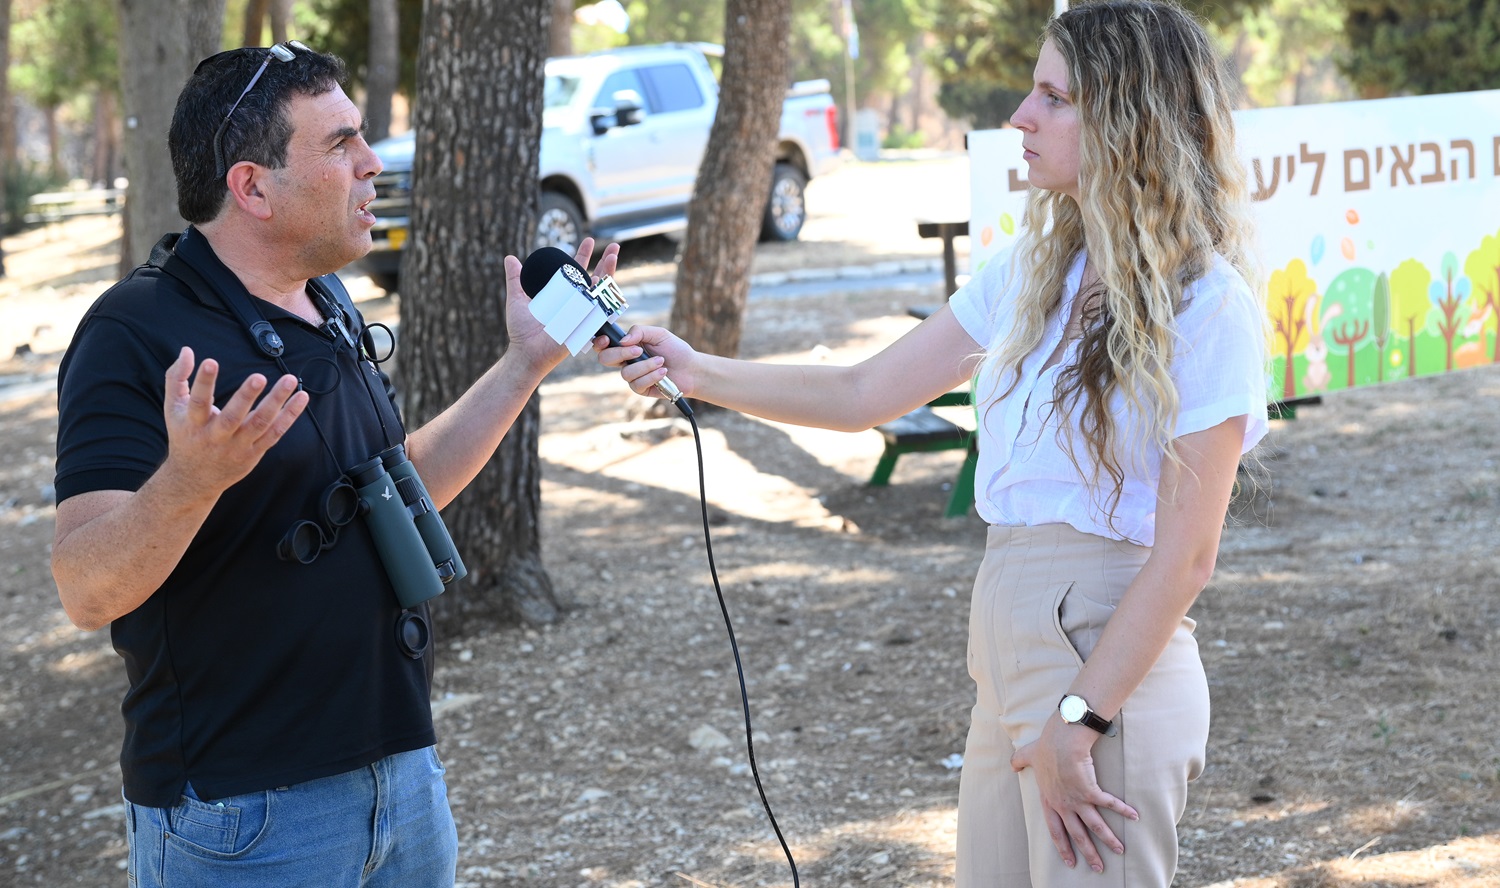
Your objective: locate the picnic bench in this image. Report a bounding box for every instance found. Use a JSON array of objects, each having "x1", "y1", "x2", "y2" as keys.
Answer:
[
  {"x1": 870, "y1": 389, "x2": 978, "y2": 519},
  {"x1": 23, "y1": 188, "x2": 126, "y2": 226},
  {"x1": 866, "y1": 296, "x2": 978, "y2": 518}
]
